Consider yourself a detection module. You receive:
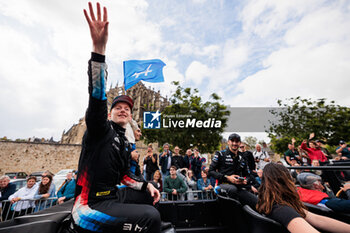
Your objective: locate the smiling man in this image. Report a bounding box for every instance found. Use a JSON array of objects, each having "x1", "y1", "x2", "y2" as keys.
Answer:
[
  {"x1": 72, "y1": 3, "x2": 160, "y2": 233},
  {"x1": 209, "y1": 133, "x2": 257, "y2": 209}
]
